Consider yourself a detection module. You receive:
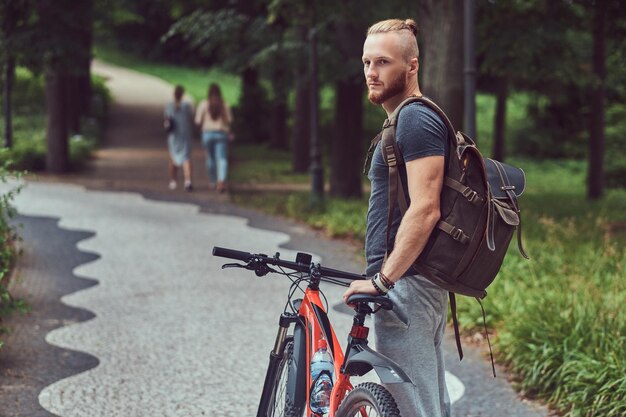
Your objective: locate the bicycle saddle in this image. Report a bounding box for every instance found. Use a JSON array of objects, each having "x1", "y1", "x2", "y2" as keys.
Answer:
[{"x1": 346, "y1": 294, "x2": 393, "y2": 311}]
